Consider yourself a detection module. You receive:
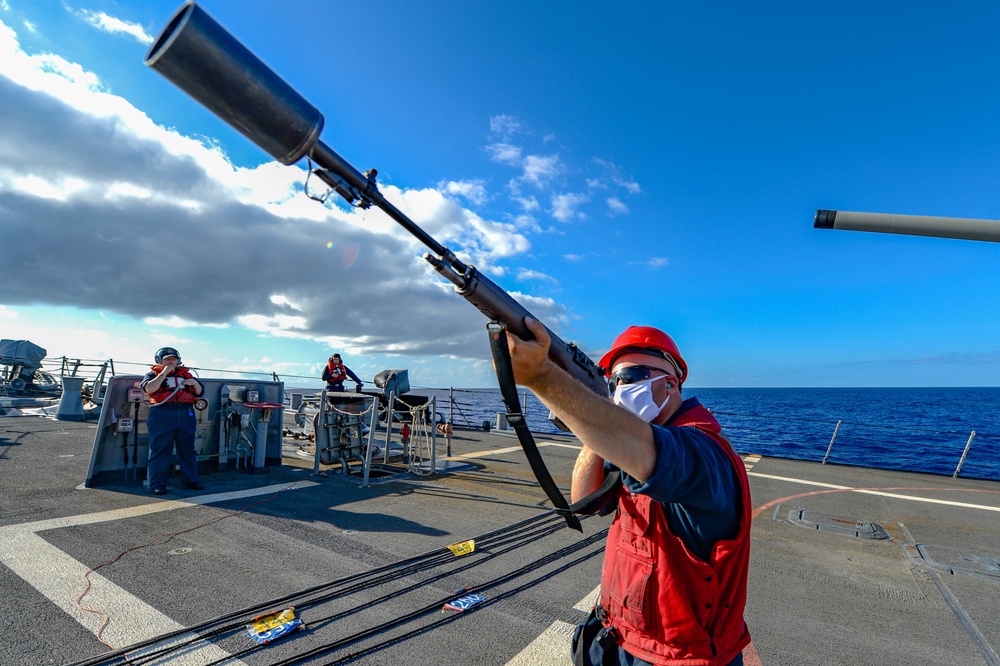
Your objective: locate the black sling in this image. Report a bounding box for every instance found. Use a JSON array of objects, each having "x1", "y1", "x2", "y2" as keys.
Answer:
[{"x1": 486, "y1": 323, "x2": 620, "y2": 531}]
